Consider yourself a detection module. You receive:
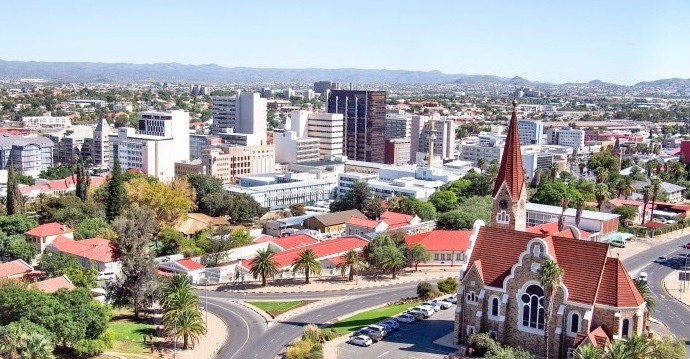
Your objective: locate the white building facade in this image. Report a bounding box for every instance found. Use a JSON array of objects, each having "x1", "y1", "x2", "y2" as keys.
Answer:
[
  {"x1": 211, "y1": 92, "x2": 267, "y2": 141},
  {"x1": 517, "y1": 119, "x2": 543, "y2": 145}
]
